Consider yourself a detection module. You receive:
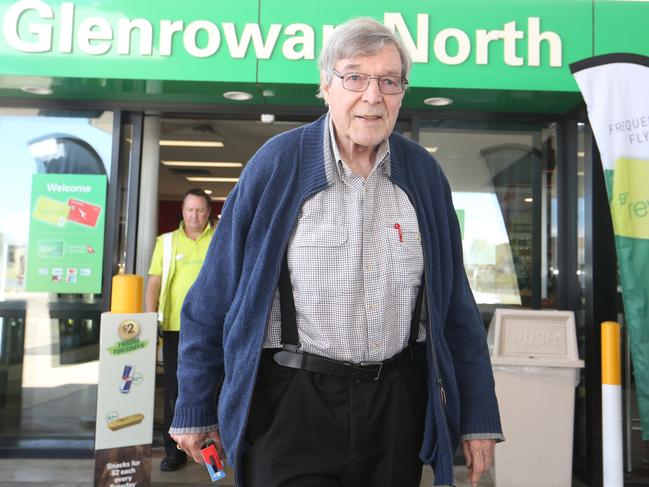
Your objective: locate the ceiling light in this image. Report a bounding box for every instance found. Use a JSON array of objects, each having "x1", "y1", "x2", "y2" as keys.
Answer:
[
  {"x1": 577, "y1": 151, "x2": 585, "y2": 158},
  {"x1": 261, "y1": 113, "x2": 275, "y2": 123},
  {"x1": 187, "y1": 177, "x2": 240, "y2": 183},
  {"x1": 425, "y1": 146, "x2": 438, "y2": 153},
  {"x1": 262, "y1": 89, "x2": 275, "y2": 97},
  {"x1": 160, "y1": 140, "x2": 224, "y2": 148},
  {"x1": 223, "y1": 91, "x2": 253, "y2": 101},
  {"x1": 161, "y1": 161, "x2": 242, "y2": 168},
  {"x1": 524, "y1": 197, "x2": 534, "y2": 203},
  {"x1": 204, "y1": 189, "x2": 213, "y2": 195},
  {"x1": 211, "y1": 196, "x2": 228, "y2": 201},
  {"x1": 21, "y1": 85, "x2": 53, "y2": 95},
  {"x1": 423, "y1": 97, "x2": 453, "y2": 106}
]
